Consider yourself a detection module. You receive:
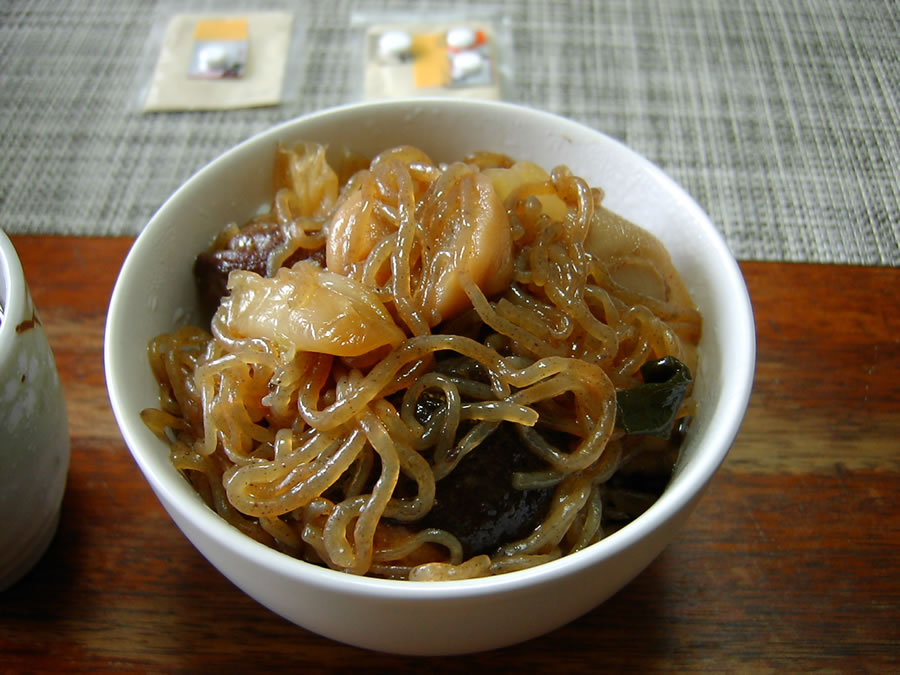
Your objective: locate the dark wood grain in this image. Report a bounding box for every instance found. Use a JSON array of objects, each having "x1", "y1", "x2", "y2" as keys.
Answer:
[{"x1": 1, "y1": 235, "x2": 898, "y2": 671}]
